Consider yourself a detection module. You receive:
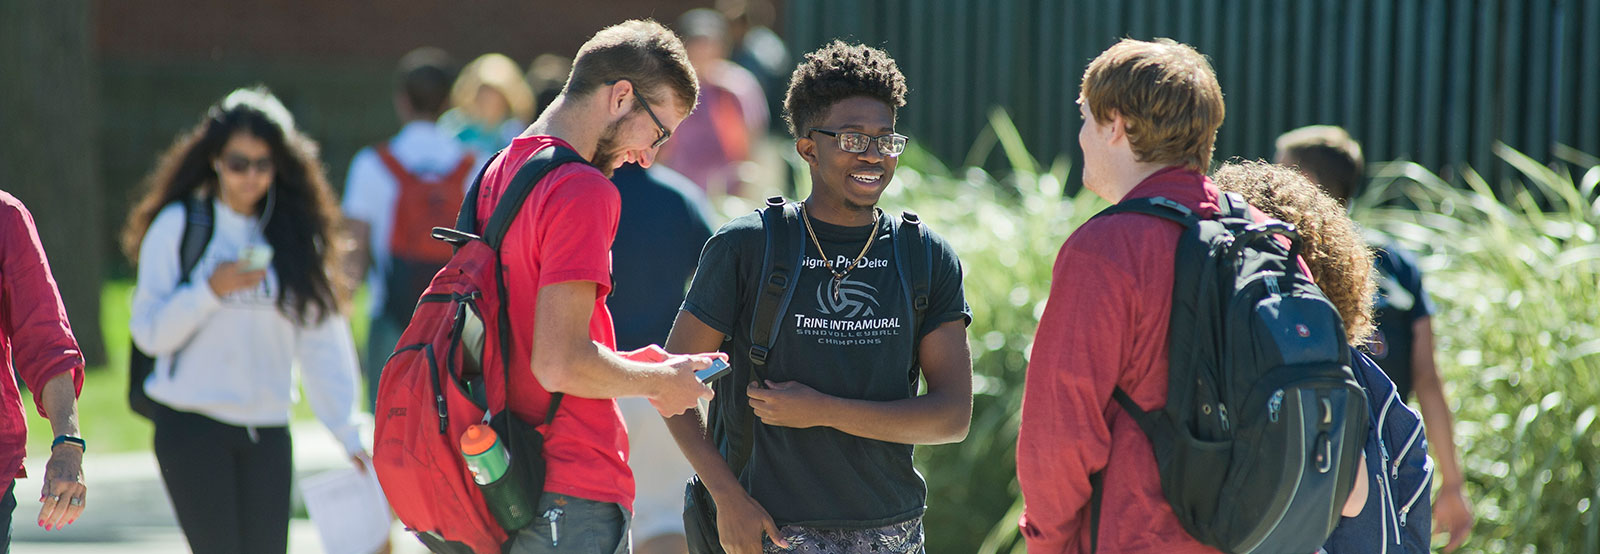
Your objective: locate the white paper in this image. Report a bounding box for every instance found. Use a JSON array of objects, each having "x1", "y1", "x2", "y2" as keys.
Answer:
[{"x1": 301, "y1": 467, "x2": 390, "y2": 554}]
